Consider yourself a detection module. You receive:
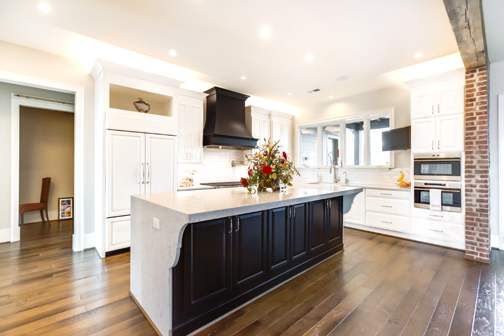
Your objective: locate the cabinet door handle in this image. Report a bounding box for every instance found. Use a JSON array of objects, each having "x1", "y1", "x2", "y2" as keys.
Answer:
[
  {"x1": 431, "y1": 105, "x2": 434, "y2": 115},
  {"x1": 228, "y1": 218, "x2": 233, "y2": 234},
  {"x1": 145, "y1": 163, "x2": 151, "y2": 184},
  {"x1": 437, "y1": 140, "x2": 440, "y2": 150},
  {"x1": 139, "y1": 163, "x2": 144, "y2": 184},
  {"x1": 437, "y1": 104, "x2": 440, "y2": 114},
  {"x1": 328, "y1": 200, "x2": 331, "y2": 209},
  {"x1": 432, "y1": 141, "x2": 434, "y2": 150},
  {"x1": 235, "y1": 217, "x2": 240, "y2": 232}
]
